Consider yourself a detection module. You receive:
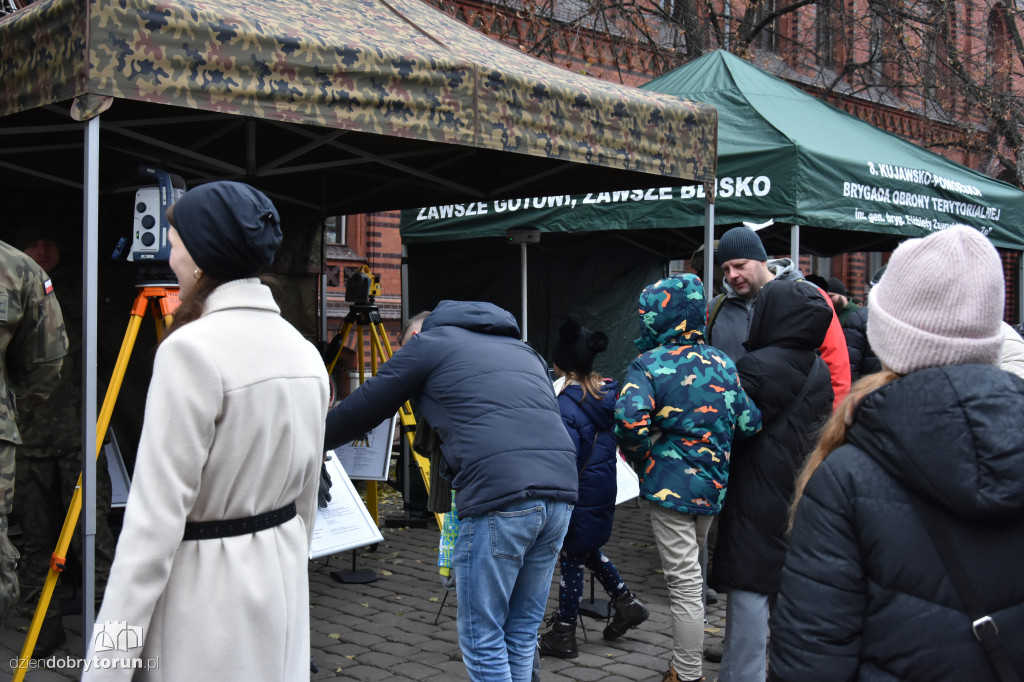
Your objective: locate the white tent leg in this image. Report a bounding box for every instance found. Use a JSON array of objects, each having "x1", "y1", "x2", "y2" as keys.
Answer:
[
  {"x1": 82, "y1": 115, "x2": 100, "y2": 649},
  {"x1": 703, "y1": 199, "x2": 715, "y2": 298},
  {"x1": 790, "y1": 225, "x2": 800, "y2": 267},
  {"x1": 520, "y1": 242, "x2": 527, "y2": 342},
  {"x1": 401, "y1": 245, "x2": 409, "y2": 327}
]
